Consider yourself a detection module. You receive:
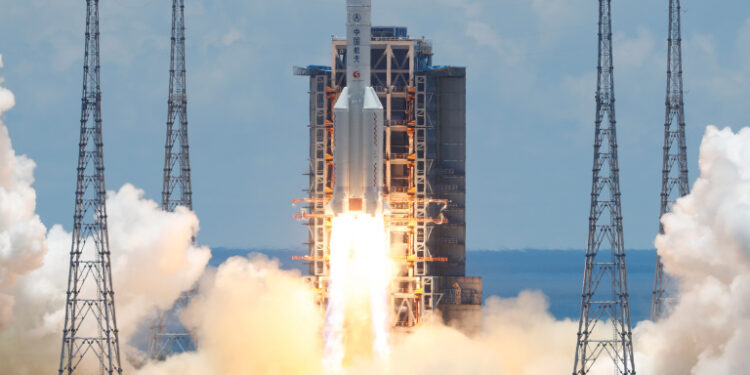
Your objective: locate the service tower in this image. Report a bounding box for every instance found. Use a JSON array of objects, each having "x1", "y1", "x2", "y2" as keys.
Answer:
[{"x1": 295, "y1": 2, "x2": 481, "y2": 332}]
